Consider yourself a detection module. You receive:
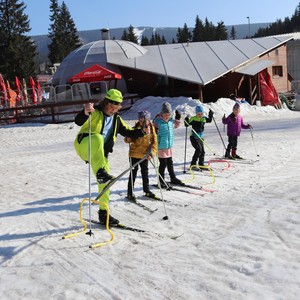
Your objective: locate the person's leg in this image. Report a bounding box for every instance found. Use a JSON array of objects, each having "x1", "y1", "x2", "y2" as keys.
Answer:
[
  {"x1": 140, "y1": 159, "x2": 150, "y2": 193},
  {"x1": 167, "y1": 157, "x2": 183, "y2": 185},
  {"x1": 232, "y1": 136, "x2": 238, "y2": 157},
  {"x1": 74, "y1": 134, "x2": 118, "y2": 224},
  {"x1": 190, "y1": 136, "x2": 200, "y2": 166},
  {"x1": 225, "y1": 136, "x2": 234, "y2": 158},
  {"x1": 127, "y1": 157, "x2": 139, "y2": 198},
  {"x1": 197, "y1": 139, "x2": 205, "y2": 166},
  {"x1": 75, "y1": 134, "x2": 107, "y2": 175},
  {"x1": 158, "y1": 157, "x2": 167, "y2": 182}
]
